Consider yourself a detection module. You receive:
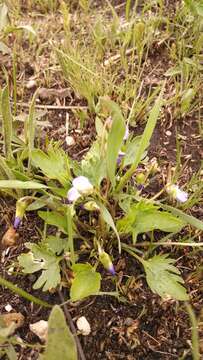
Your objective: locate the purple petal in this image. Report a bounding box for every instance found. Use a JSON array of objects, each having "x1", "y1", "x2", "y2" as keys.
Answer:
[
  {"x1": 117, "y1": 151, "x2": 125, "y2": 165},
  {"x1": 108, "y1": 263, "x2": 116, "y2": 276},
  {"x1": 13, "y1": 216, "x2": 21, "y2": 229}
]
